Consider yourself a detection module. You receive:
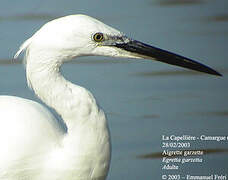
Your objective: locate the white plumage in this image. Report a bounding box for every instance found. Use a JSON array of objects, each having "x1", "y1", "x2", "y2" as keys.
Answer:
[
  {"x1": 1, "y1": 15, "x2": 116, "y2": 180},
  {"x1": 0, "y1": 14, "x2": 220, "y2": 180}
]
